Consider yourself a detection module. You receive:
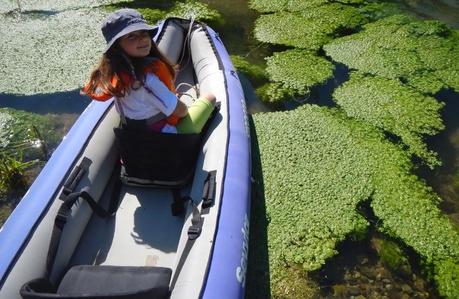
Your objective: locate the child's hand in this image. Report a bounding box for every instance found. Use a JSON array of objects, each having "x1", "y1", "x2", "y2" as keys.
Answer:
[{"x1": 202, "y1": 93, "x2": 216, "y2": 105}]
